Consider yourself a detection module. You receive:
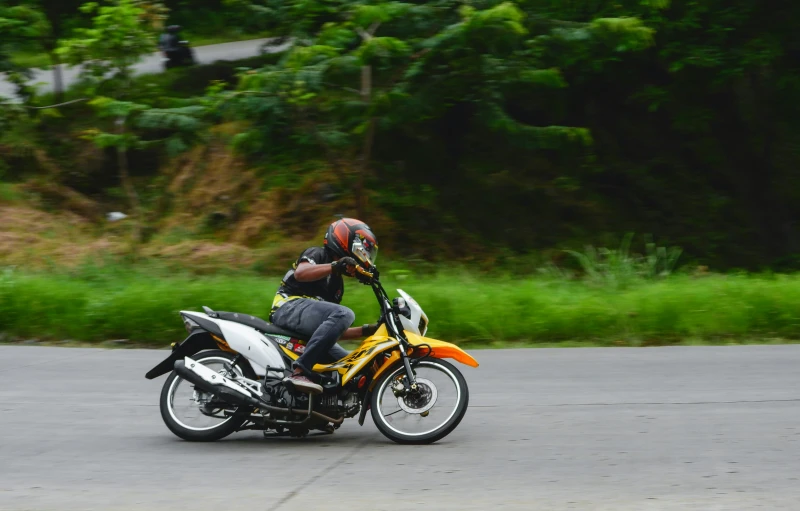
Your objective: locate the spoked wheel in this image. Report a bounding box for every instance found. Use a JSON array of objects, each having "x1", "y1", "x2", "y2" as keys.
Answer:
[
  {"x1": 159, "y1": 350, "x2": 255, "y2": 442},
  {"x1": 371, "y1": 359, "x2": 469, "y2": 444}
]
